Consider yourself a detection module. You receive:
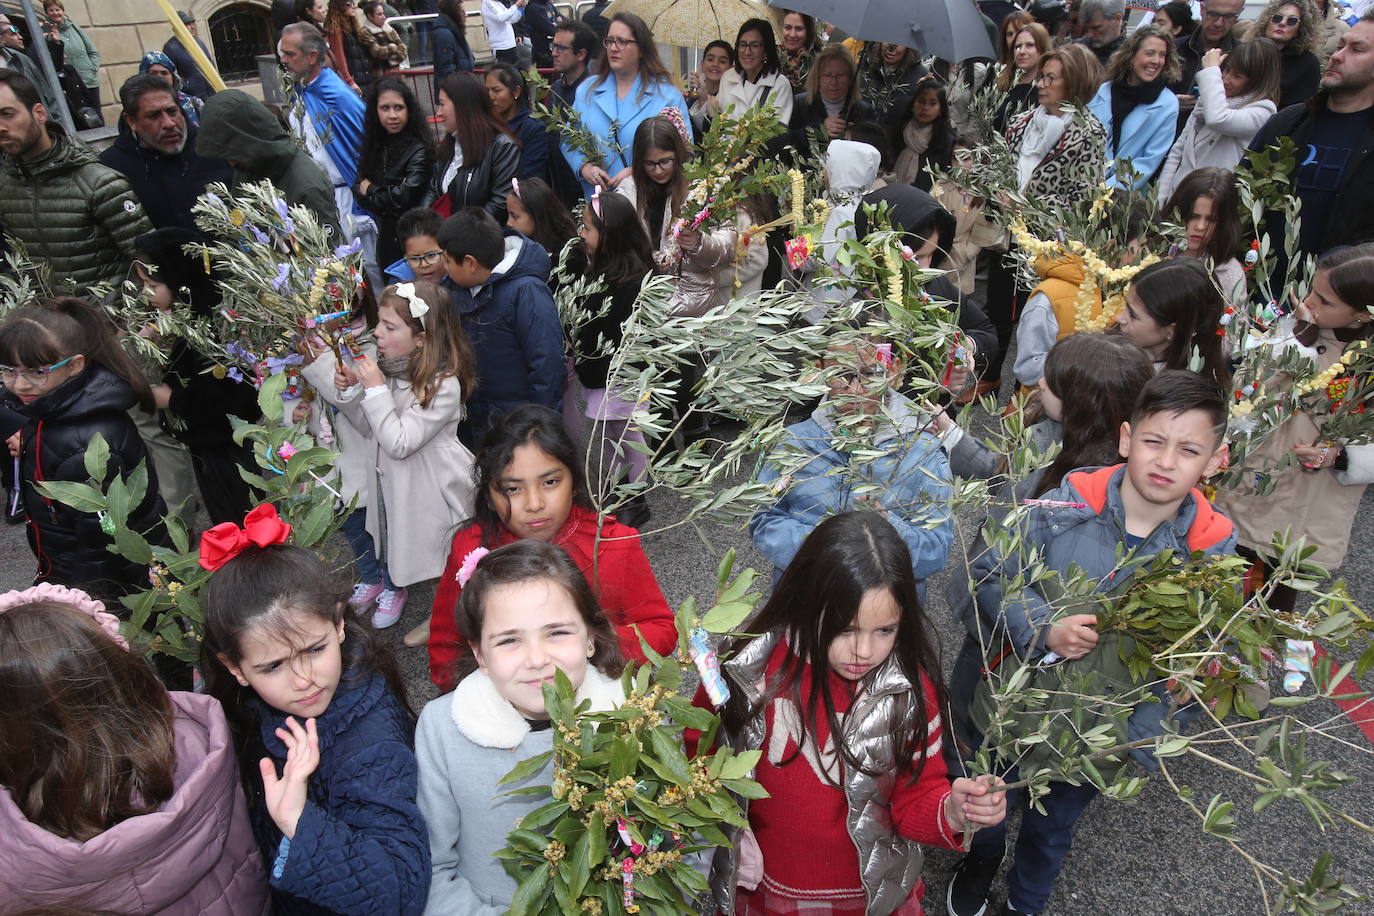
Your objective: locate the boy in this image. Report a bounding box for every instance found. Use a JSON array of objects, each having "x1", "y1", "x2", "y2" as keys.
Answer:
[
  {"x1": 385, "y1": 207, "x2": 448, "y2": 284},
  {"x1": 948, "y1": 370, "x2": 1236, "y2": 916},
  {"x1": 438, "y1": 206, "x2": 564, "y2": 447}
]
